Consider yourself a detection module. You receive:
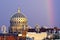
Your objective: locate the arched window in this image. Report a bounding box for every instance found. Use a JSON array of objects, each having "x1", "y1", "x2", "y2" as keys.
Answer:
[{"x1": 19, "y1": 21, "x2": 20, "y2": 23}]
